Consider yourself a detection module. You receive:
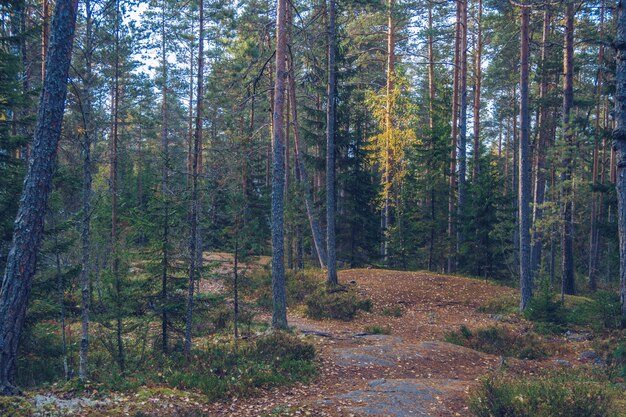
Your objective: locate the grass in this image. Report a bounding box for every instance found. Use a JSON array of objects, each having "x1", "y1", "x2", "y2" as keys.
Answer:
[
  {"x1": 364, "y1": 324, "x2": 392, "y2": 335},
  {"x1": 382, "y1": 305, "x2": 403, "y2": 317},
  {"x1": 469, "y1": 369, "x2": 622, "y2": 417},
  {"x1": 445, "y1": 325, "x2": 548, "y2": 359},
  {"x1": 305, "y1": 286, "x2": 372, "y2": 321},
  {"x1": 87, "y1": 331, "x2": 317, "y2": 401}
]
